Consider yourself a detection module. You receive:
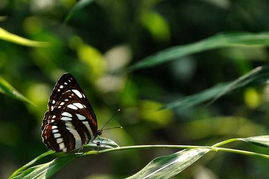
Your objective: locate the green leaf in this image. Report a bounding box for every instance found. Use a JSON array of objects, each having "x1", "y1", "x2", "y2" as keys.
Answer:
[
  {"x1": 0, "y1": 76, "x2": 34, "y2": 105},
  {"x1": 128, "y1": 32, "x2": 269, "y2": 71},
  {"x1": 9, "y1": 138, "x2": 119, "y2": 178},
  {"x1": 163, "y1": 83, "x2": 228, "y2": 110},
  {"x1": 11, "y1": 155, "x2": 76, "y2": 179},
  {"x1": 127, "y1": 148, "x2": 210, "y2": 179},
  {"x1": 85, "y1": 137, "x2": 120, "y2": 149},
  {"x1": 163, "y1": 65, "x2": 269, "y2": 110},
  {"x1": 241, "y1": 136, "x2": 269, "y2": 147},
  {"x1": 9, "y1": 151, "x2": 55, "y2": 178},
  {"x1": 140, "y1": 11, "x2": 170, "y2": 41},
  {"x1": 0, "y1": 28, "x2": 48, "y2": 47},
  {"x1": 65, "y1": 0, "x2": 94, "y2": 23}
]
